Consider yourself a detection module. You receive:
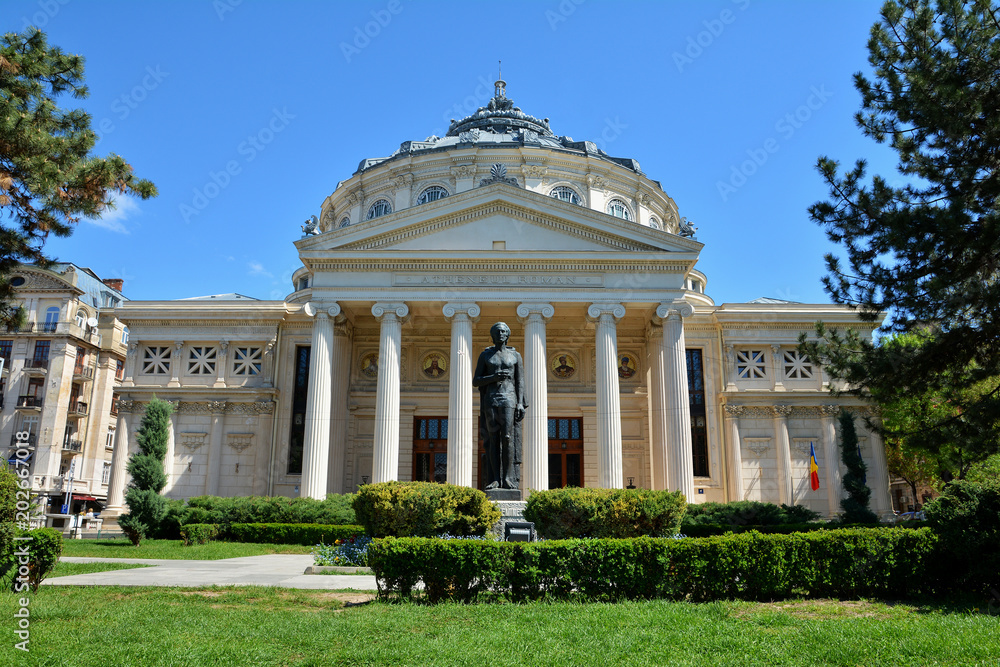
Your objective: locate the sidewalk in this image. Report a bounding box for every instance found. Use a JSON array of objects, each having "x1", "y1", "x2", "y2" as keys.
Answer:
[{"x1": 45, "y1": 554, "x2": 380, "y2": 590}]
